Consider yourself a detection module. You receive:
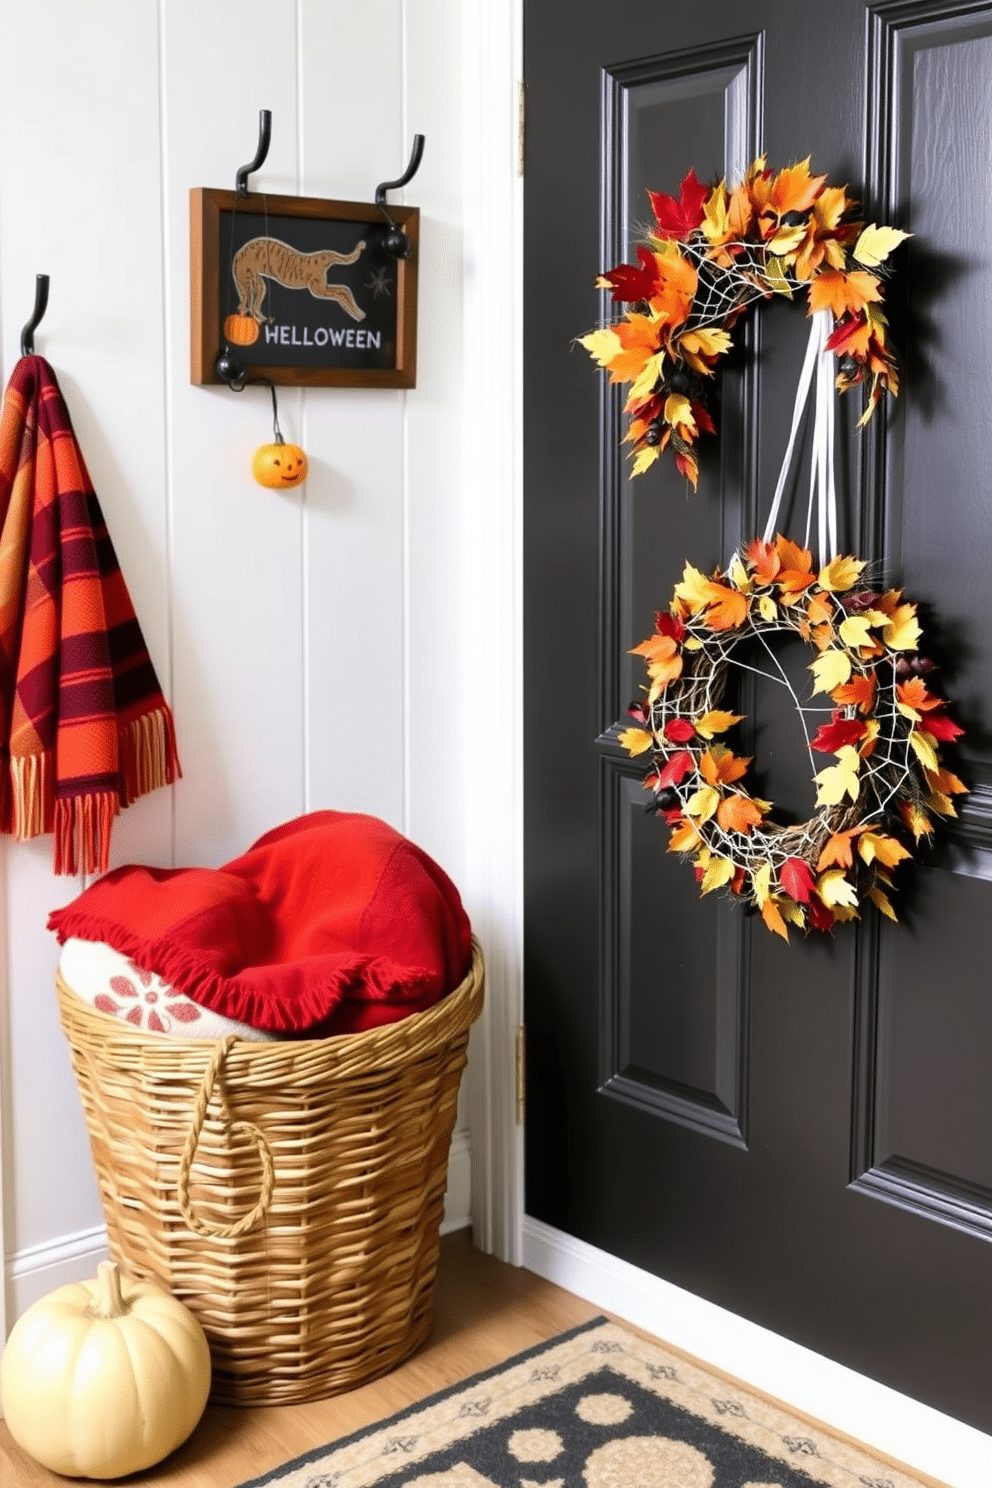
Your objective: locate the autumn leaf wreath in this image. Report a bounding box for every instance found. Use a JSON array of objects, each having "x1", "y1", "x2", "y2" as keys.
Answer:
[{"x1": 583, "y1": 158, "x2": 967, "y2": 938}]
